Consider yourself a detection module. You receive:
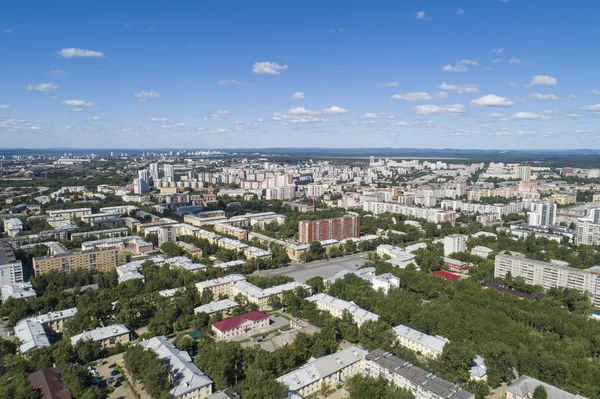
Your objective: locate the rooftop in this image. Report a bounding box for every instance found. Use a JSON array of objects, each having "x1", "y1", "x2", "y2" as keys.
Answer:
[
  {"x1": 212, "y1": 311, "x2": 269, "y2": 333},
  {"x1": 392, "y1": 324, "x2": 449, "y2": 353},
  {"x1": 70, "y1": 324, "x2": 130, "y2": 346}
]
